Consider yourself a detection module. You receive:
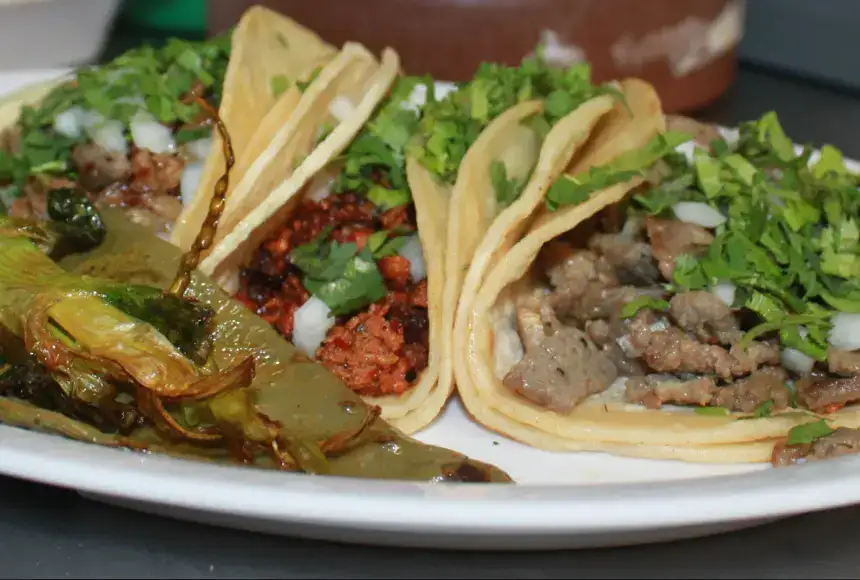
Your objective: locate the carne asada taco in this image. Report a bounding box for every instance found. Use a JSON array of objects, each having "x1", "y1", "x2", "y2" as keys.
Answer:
[
  {"x1": 456, "y1": 105, "x2": 860, "y2": 466},
  {"x1": 0, "y1": 5, "x2": 335, "y2": 238},
  {"x1": 402, "y1": 59, "x2": 627, "y2": 431}
]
